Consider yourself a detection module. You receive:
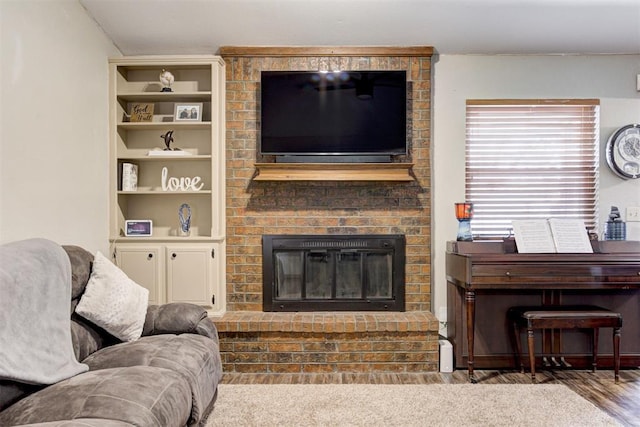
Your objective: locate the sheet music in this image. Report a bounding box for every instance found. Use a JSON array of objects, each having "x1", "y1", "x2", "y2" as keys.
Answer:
[
  {"x1": 512, "y1": 220, "x2": 556, "y2": 253},
  {"x1": 548, "y1": 218, "x2": 593, "y2": 253},
  {"x1": 512, "y1": 219, "x2": 593, "y2": 253}
]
